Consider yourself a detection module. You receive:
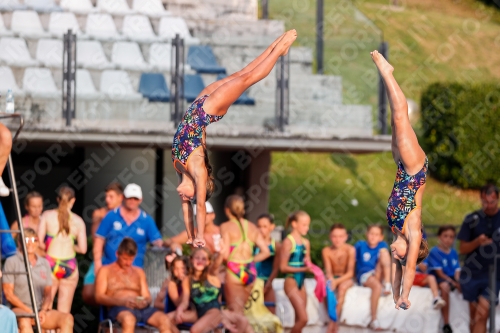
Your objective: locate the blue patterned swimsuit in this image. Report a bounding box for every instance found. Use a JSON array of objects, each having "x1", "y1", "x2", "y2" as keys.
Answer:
[
  {"x1": 387, "y1": 157, "x2": 428, "y2": 233},
  {"x1": 171, "y1": 95, "x2": 223, "y2": 173}
]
